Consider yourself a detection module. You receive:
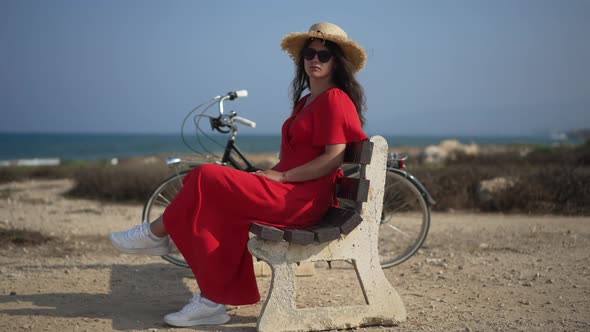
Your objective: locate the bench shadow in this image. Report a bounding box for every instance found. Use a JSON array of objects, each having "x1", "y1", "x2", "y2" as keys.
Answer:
[{"x1": 0, "y1": 263, "x2": 257, "y2": 331}]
